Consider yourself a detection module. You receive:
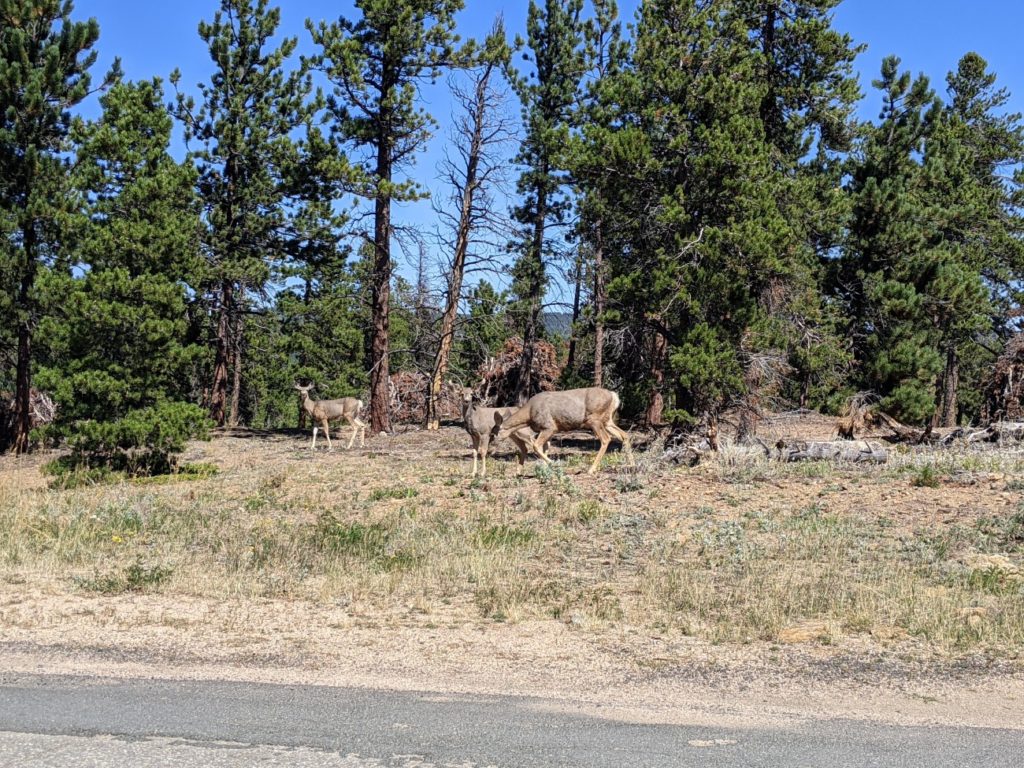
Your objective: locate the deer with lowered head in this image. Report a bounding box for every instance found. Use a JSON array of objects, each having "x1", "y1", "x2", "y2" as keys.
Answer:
[
  {"x1": 461, "y1": 387, "x2": 536, "y2": 477},
  {"x1": 294, "y1": 383, "x2": 366, "y2": 450},
  {"x1": 496, "y1": 387, "x2": 633, "y2": 474}
]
